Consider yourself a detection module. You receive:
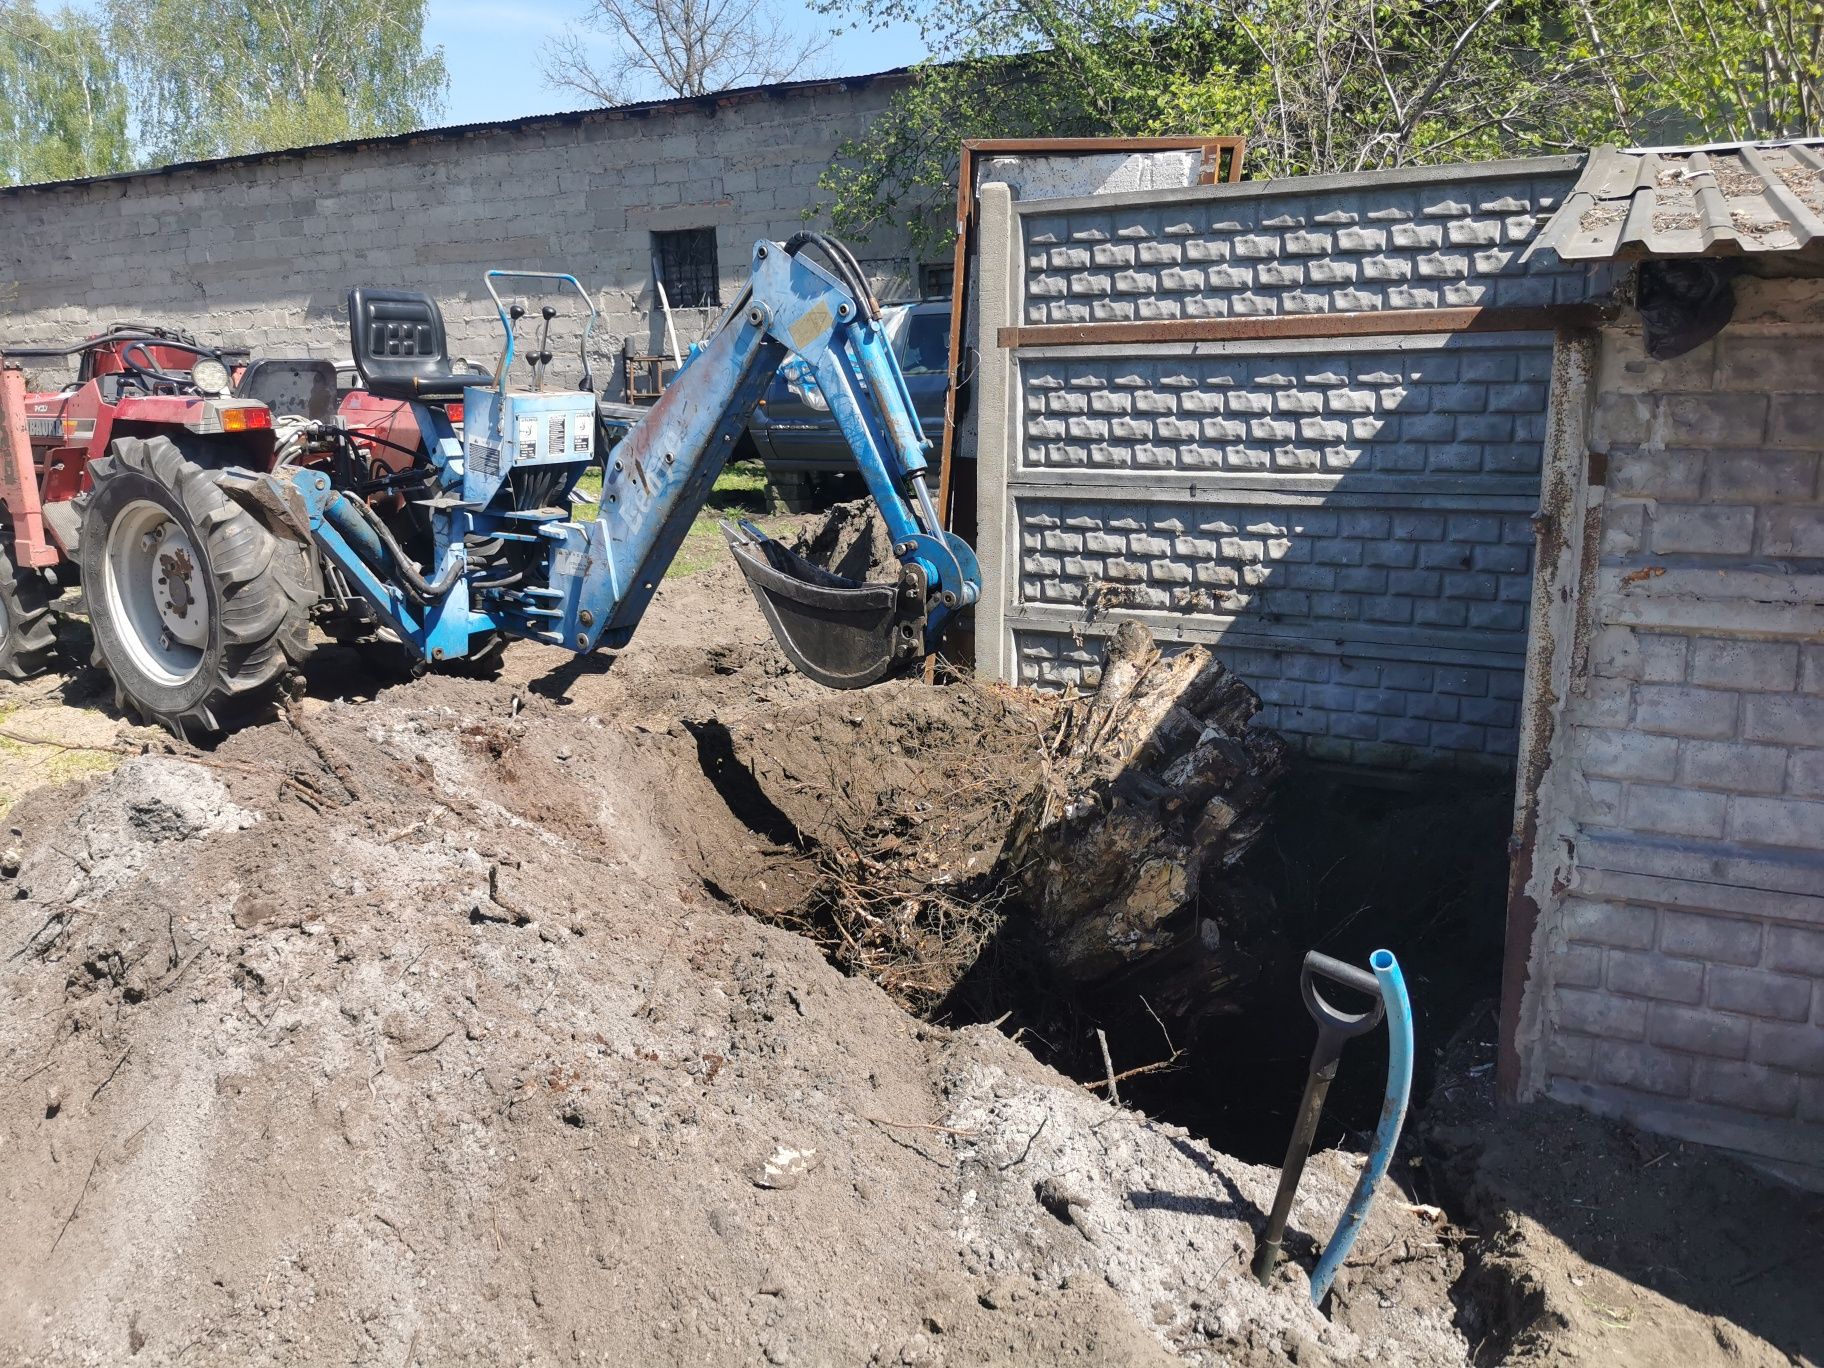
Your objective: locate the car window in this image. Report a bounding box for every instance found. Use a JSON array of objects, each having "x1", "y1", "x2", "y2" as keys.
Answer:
[{"x1": 895, "y1": 311, "x2": 950, "y2": 375}]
